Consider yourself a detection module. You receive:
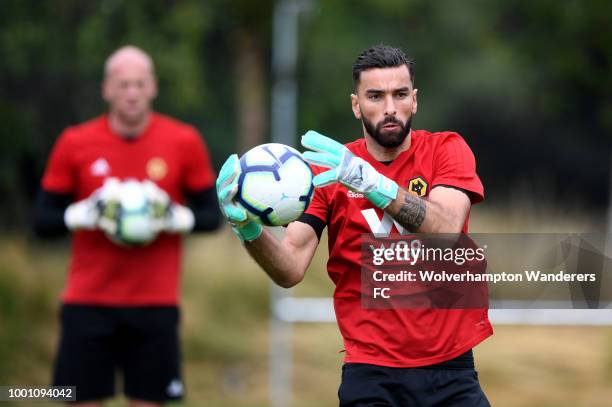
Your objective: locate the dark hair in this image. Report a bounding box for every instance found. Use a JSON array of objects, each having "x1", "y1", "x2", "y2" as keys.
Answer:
[{"x1": 352, "y1": 44, "x2": 415, "y2": 90}]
